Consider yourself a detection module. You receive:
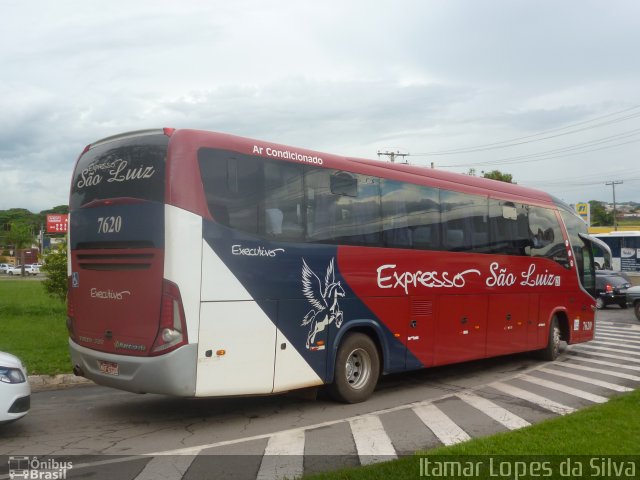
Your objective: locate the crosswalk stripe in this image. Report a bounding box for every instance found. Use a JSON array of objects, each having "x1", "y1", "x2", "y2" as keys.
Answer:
[
  {"x1": 490, "y1": 382, "x2": 576, "y2": 415},
  {"x1": 537, "y1": 367, "x2": 633, "y2": 392},
  {"x1": 553, "y1": 361, "x2": 640, "y2": 381},
  {"x1": 596, "y1": 327, "x2": 640, "y2": 338},
  {"x1": 349, "y1": 415, "x2": 397, "y2": 465},
  {"x1": 592, "y1": 340, "x2": 640, "y2": 351},
  {"x1": 595, "y1": 333, "x2": 640, "y2": 346},
  {"x1": 134, "y1": 455, "x2": 197, "y2": 480},
  {"x1": 578, "y1": 344, "x2": 640, "y2": 357},
  {"x1": 519, "y1": 374, "x2": 608, "y2": 403},
  {"x1": 413, "y1": 403, "x2": 471, "y2": 446},
  {"x1": 256, "y1": 430, "x2": 305, "y2": 480},
  {"x1": 565, "y1": 353, "x2": 640, "y2": 371},
  {"x1": 456, "y1": 392, "x2": 530, "y2": 430},
  {"x1": 570, "y1": 347, "x2": 640, "y2": 364}
]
